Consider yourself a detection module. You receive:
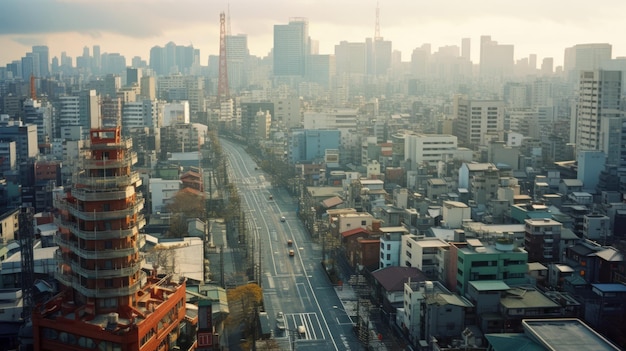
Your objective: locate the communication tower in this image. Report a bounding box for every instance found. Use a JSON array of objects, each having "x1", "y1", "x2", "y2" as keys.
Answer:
[{"x1": 217, "y1": 12, "x2": 230, "y2": 102}]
